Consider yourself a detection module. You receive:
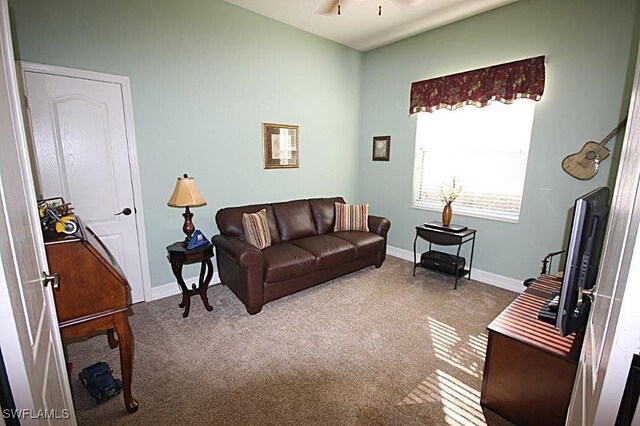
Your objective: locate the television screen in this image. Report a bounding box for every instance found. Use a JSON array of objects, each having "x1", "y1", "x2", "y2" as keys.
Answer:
[{"x1": 556, "y1": 187, "x2": 610, "y2": 336}]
